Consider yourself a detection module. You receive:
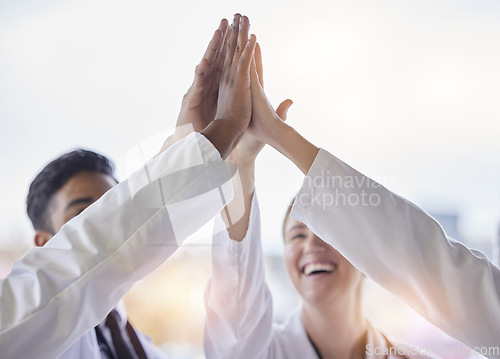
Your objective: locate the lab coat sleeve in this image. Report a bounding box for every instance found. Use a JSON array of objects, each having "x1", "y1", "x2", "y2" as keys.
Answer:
[
  {"x1": 204, "y1": 193, "x2": 276, "y2": 359},
  {"x1": 0, "y1": 132, "x2": 234, "y2": 359},
  {"x1": 291, "y1": 149, "x2": 500, "y2": 357}
]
